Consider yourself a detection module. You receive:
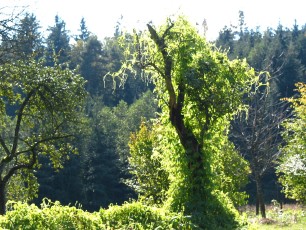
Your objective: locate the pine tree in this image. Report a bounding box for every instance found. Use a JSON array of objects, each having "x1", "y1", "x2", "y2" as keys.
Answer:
[
  {"x1": 15, "y1": 13, "x2": 44, "y2": 60},
  {"x1": 75, "y1": 17, "x2": 90, "y2": 42},
  {"x1": 45, "y1": 15, "x2": 71, "y2": 66}
]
